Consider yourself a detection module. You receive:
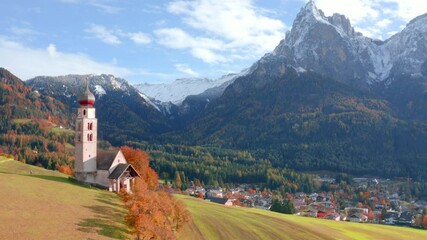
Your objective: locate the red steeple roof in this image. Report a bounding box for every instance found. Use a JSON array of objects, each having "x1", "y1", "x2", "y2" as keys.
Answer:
[{"x1": 78, "y1": 78, "x2": 95, "y2": 106}]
